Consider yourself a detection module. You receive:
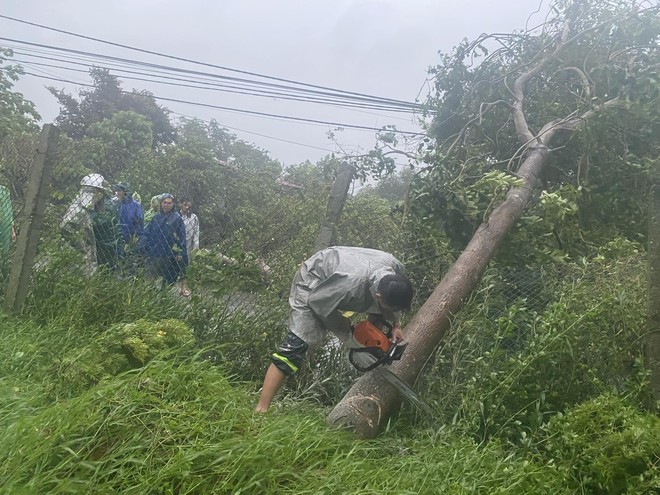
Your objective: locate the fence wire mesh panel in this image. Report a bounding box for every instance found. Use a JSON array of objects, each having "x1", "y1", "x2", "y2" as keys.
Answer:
[{"x1": 0, "y1": 132, "x2": 651, "y2": 410}]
